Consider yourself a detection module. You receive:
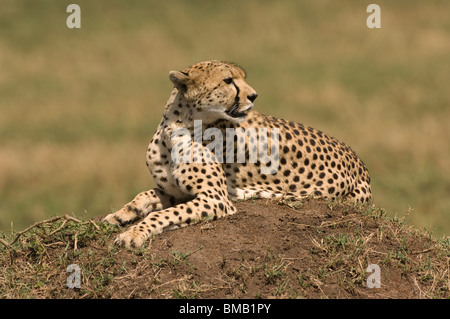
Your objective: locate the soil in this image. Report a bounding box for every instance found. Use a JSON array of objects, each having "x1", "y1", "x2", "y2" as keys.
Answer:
[{"x1": 1, "y1": 198, "x2": 448, "y2": 299}]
